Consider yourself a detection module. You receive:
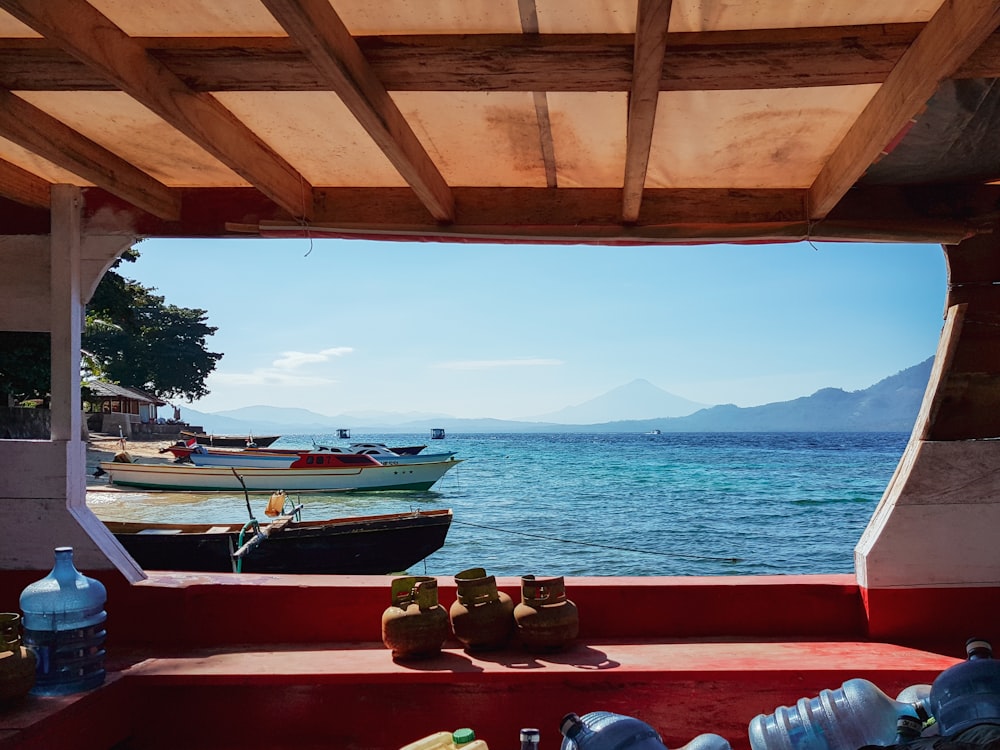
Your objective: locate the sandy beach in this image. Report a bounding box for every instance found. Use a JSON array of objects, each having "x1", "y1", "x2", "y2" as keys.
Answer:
[{"x1": 86, "y1": 434, "x2": 174, "y2": 487}]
